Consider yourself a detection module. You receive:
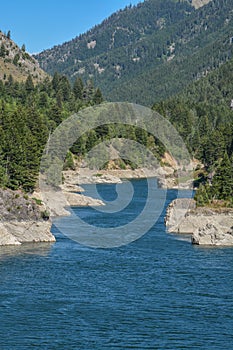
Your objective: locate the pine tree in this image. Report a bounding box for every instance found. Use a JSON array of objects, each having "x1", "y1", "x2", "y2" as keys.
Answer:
[
  {"x1": 25, "y1": 74, "x2": 34, "y2": 92},
  {"x1": 212, "y1": 152, "x2": 233, "y2": 200},
  {"x1": 0, "y1": 44, "x2": 6, "y2": 58},
  {"x1": 194, "y1": 183, "x2": 210, "y2": 207},
  {"x1": 59, "y1": 76, "x2": 71, "y2": 101},
  {"x1": 93, "y1": 88, "x2": 103, "y2": 104},
  {"x1": 73, "y1": 77, "x2": 84, "y2": 100},
  {"x1": 83, "y1": 79, "x2": 94, "y2": 101},
  {"x1": 52, "y1": 72, "x2": 60, "y2": 92}
]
